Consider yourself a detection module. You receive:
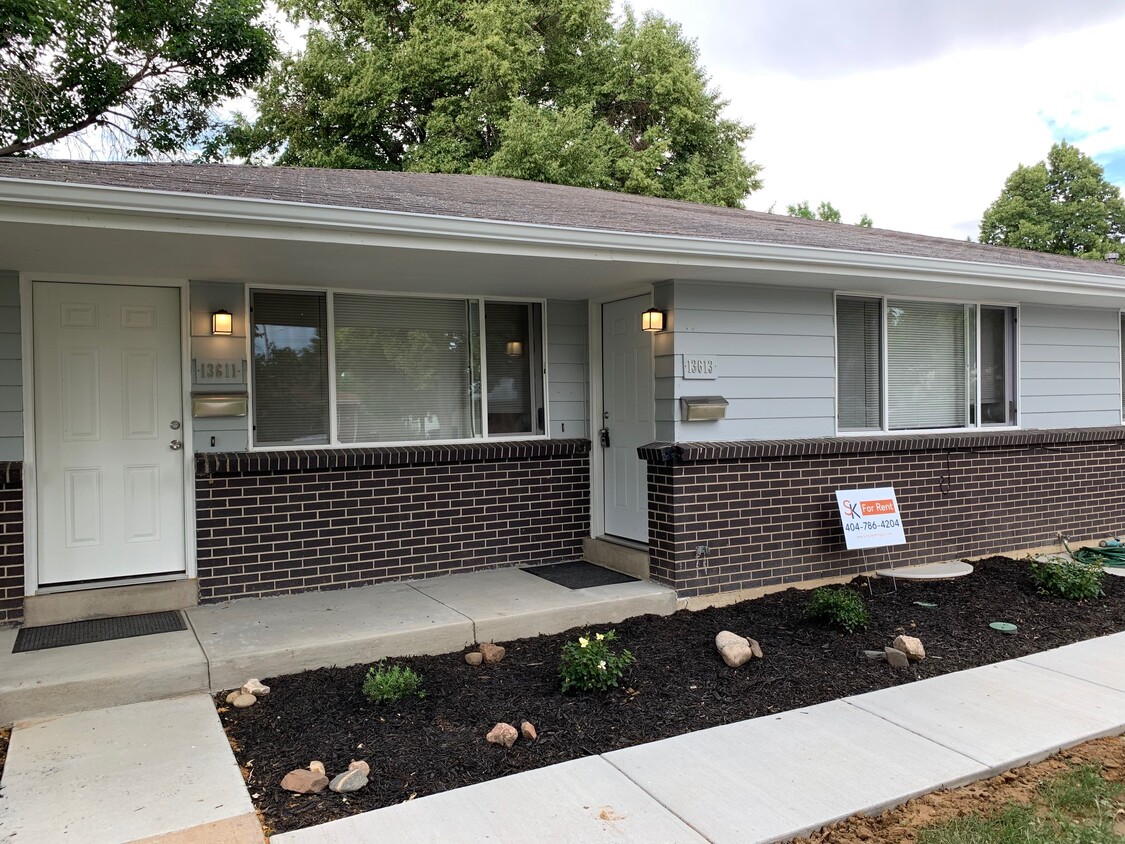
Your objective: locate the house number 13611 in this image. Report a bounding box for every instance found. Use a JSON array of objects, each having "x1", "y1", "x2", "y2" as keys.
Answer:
[{"x1": 195, "y1": 359, "x2": 244, "y2": 384}]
